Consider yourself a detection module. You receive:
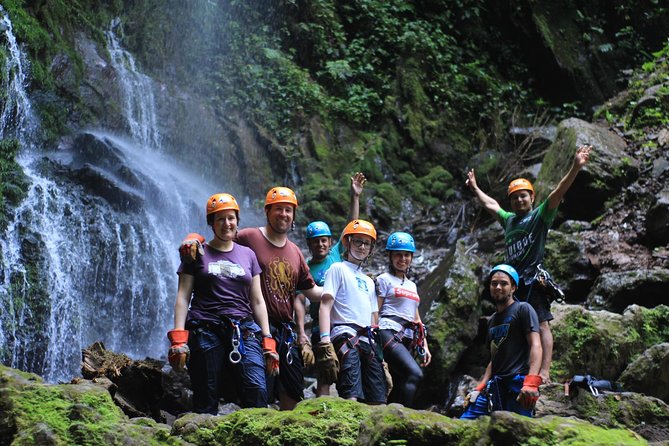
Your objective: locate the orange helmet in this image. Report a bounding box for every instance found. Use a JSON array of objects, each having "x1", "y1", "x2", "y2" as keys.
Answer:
[
  {"x1": 206, "y1": 193, "x2": 240, "y2": 216},
  {"x1": 342, "y1": 219, "x2": 377, "y2": 241},
  {"x1": 265, "y1": 186, "x2": 298, "y2": 208},
  {"x1": 507, "y1": 178, "x2": 534, "y2": 197}
]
